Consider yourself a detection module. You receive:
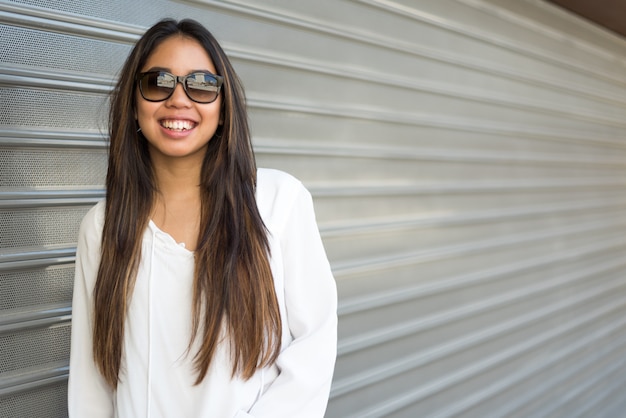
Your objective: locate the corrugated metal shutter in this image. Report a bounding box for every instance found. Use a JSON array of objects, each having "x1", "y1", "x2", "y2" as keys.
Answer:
[{"x1": 1, "y1": 0, "x2": 626, "y2": 417}]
